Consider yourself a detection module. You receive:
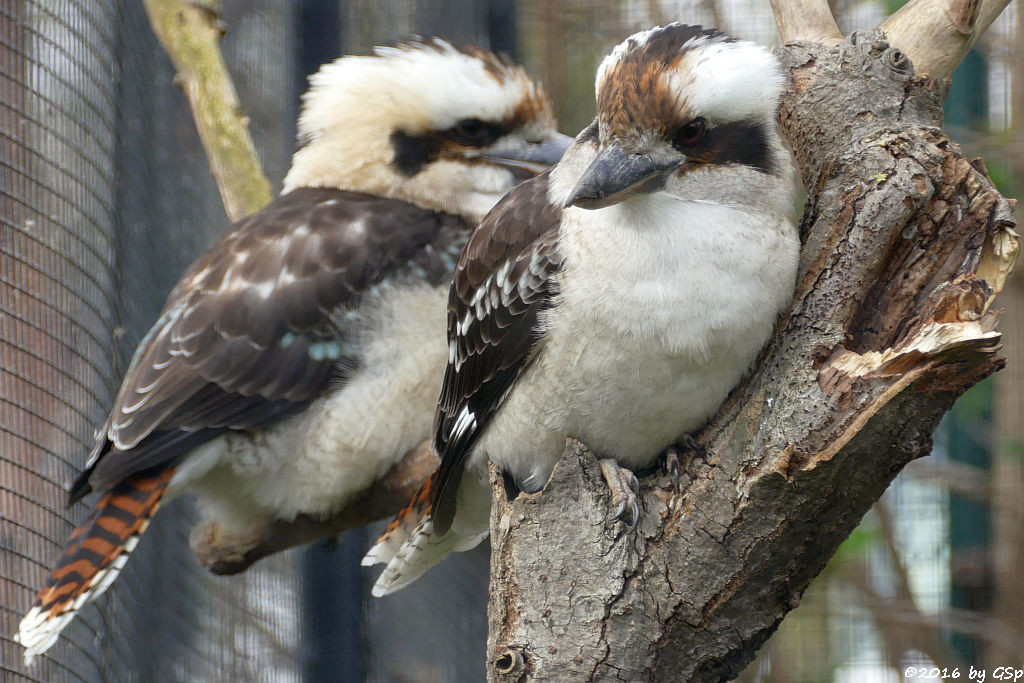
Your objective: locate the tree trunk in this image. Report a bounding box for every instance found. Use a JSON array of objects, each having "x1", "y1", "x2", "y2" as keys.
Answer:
[{"x1": 486, "y1": 30, "x2": 1017, "y2": 682}]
